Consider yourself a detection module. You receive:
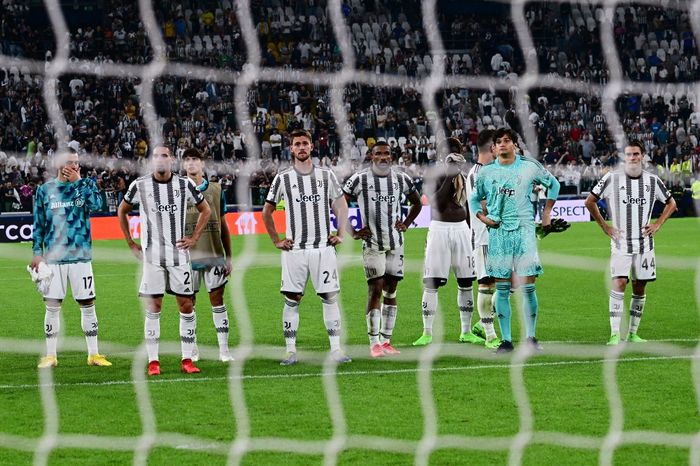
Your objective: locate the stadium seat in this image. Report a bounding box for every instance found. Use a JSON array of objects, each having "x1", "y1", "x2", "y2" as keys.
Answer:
[{"x1": 398, "y1": 136, "x2": 407, "y2": 149}]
